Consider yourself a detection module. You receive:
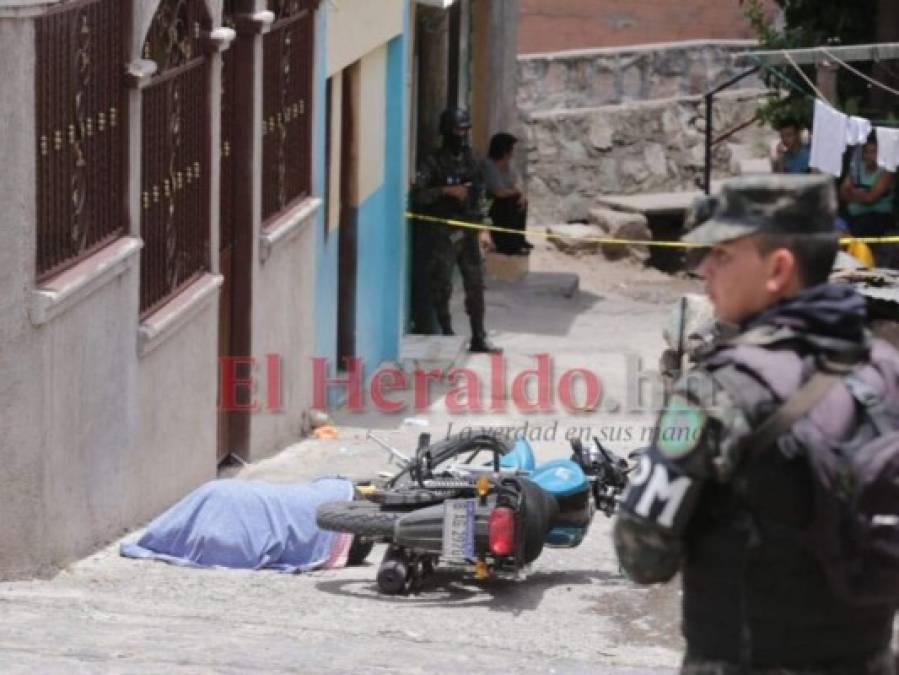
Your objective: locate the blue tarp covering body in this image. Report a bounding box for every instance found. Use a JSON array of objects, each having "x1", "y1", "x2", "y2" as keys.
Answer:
[{"x1": 120, "y1": 477, "x2": 354, "y2": 573}]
